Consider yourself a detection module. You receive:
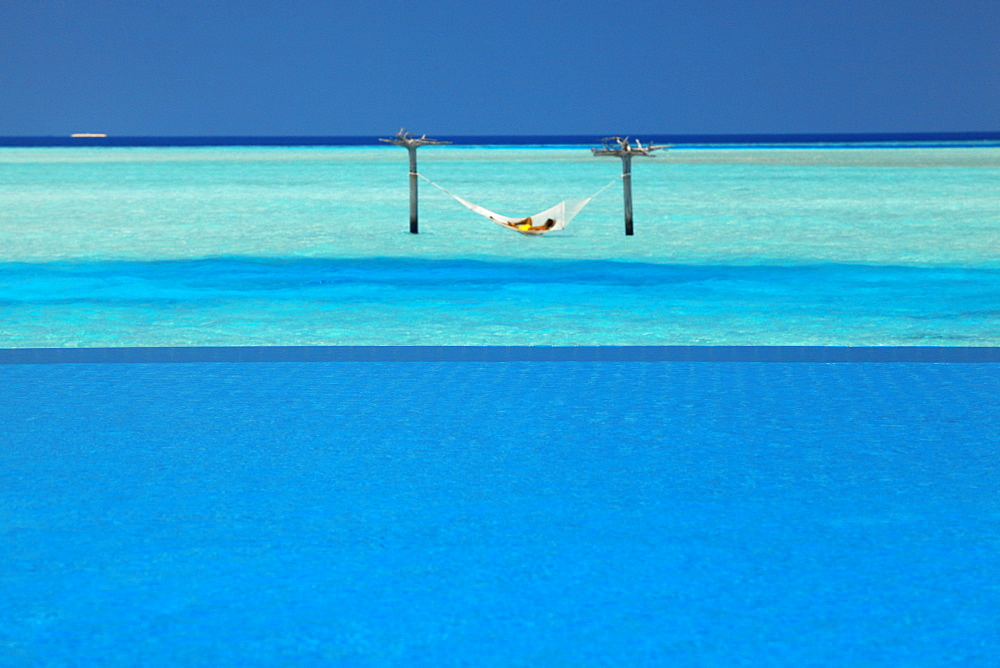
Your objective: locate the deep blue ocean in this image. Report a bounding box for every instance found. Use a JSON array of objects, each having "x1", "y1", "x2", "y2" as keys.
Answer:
[{"x1": 3, "y1": 131, "x2": 1000, "y2": 148}]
